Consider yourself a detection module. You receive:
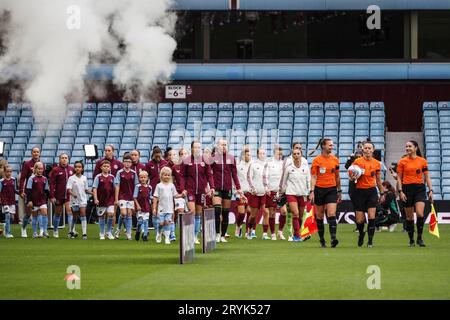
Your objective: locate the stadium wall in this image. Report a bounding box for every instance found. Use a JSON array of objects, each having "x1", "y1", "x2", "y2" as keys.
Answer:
[
  {"x1": 173, "y1": 0, "x2": 450, "y2": 11},
  {"x1": 163, "y1": 80, "x2": 450, "y2": 132}
]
